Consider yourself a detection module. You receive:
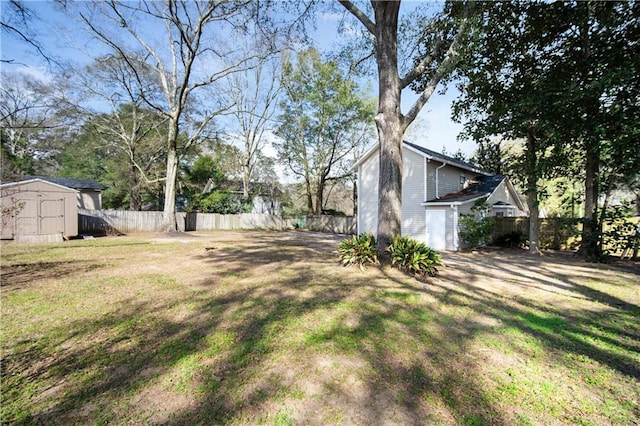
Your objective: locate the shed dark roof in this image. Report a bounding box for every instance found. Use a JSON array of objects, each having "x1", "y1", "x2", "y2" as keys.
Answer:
[
  {"x1": 426, "y1": 174, "x2": 506, "y2": 203},
  {"x1": 18, "y1": 176, "x2": 105, "y2": 190},
  {"x1": 403, "y1": 141, "x2": 491, "y2": 175}
]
